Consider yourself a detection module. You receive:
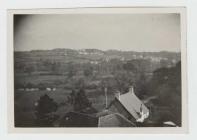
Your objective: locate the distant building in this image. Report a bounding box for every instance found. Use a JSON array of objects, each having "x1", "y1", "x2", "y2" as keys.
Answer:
[
  {"x1": 90, "y1": 61, "x2": 99, "y2": 64},
  {"x1": 120, "y1": 57, "x2": 125, "y2": 61},
  {"x1": 107, "y1": 86, "x2": 149, "y2": 123}
]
